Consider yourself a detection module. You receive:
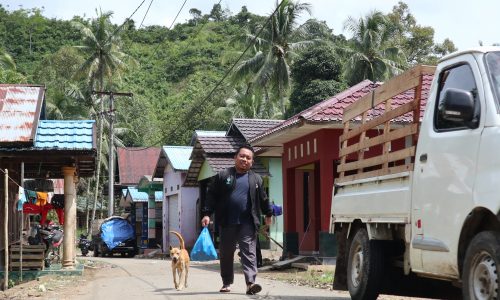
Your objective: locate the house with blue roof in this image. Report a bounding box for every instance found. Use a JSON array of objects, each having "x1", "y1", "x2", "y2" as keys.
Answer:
[
  {"x1": 0, "y1": 84, "x2": 96, "y2": 271},
  {"x1": 153, "y1": 145, "x2": 198, "y2": 251}
]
